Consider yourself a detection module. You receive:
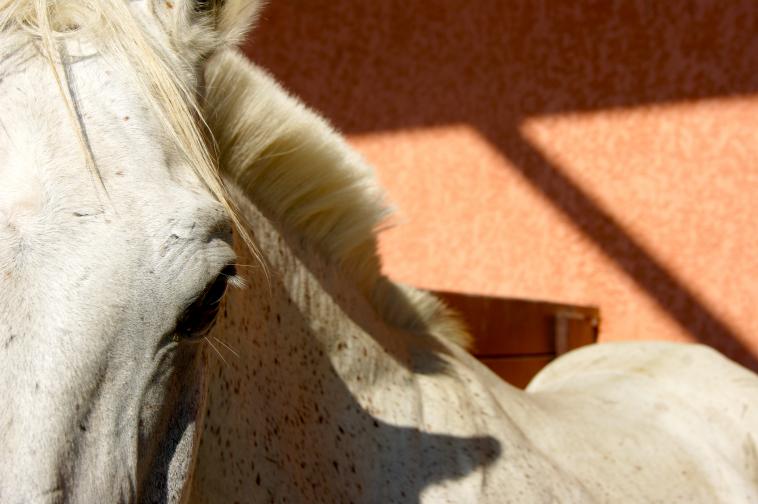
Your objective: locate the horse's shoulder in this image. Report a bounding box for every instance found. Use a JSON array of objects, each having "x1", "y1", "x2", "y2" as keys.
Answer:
[
  {"x1": 529, "y1": 341, "x2": 757, "y2": 391},
  {"x1": 522, "y1": 342, "x2": 758, "y2": 502},
  {"x1": 527, "y1": 341, "x2": 758, "y2": 436}
]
